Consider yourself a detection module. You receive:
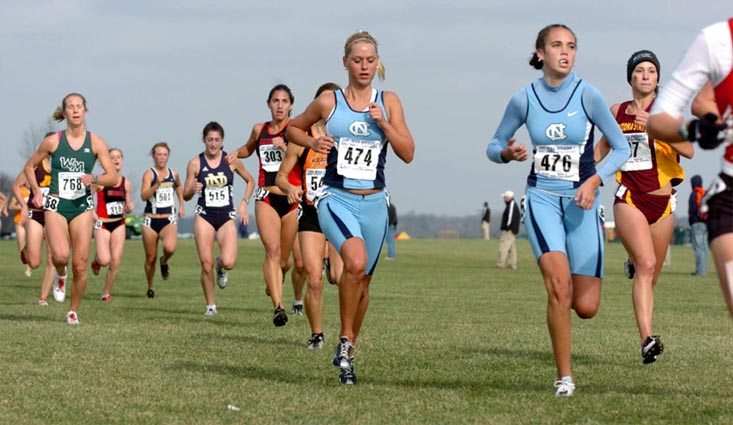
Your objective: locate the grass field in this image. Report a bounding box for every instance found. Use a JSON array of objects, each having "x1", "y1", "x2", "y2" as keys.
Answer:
[{"x1": 1, "y1": 238, "x2": 732, "y2": 424}]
